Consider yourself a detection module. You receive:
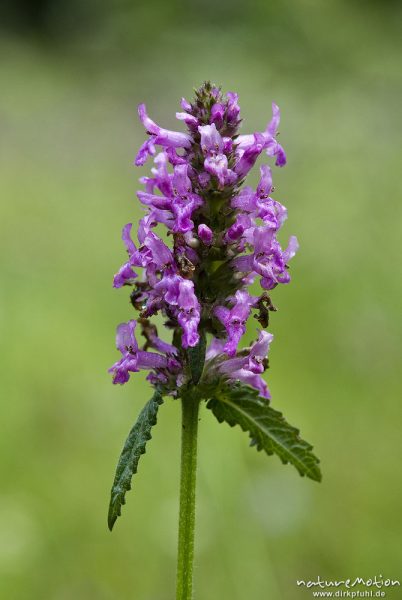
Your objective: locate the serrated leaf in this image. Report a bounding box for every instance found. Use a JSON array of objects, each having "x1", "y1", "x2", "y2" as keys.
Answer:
[
  {"x1": 108, "y1": 390, "x2": 163, "y2": 530},
  {"x1": 207, "y1": 383, "x2": 321, "y2": 482},
  {"x1": 186, "y1": 331, "x2": 206, "y2": 384}
]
